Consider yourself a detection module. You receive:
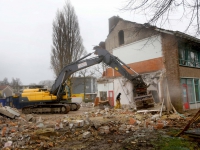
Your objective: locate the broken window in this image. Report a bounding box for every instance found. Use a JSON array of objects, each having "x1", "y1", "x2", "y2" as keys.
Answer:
[
  {"x1": 118, "y1": 30, "x2": 124, "y2": 45},
  {"x1": 179, "y1": 46, "x2": 187, "y2": 65},
  {"x1": 188, "y1": 50, "x2": 199, "y2": 67},
  {"x1": 99, "y1": 91, "x2": 107, "y2": 101},
  {"x1": 178, "y1": 43, "x2": 200, "y2": 68}
]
